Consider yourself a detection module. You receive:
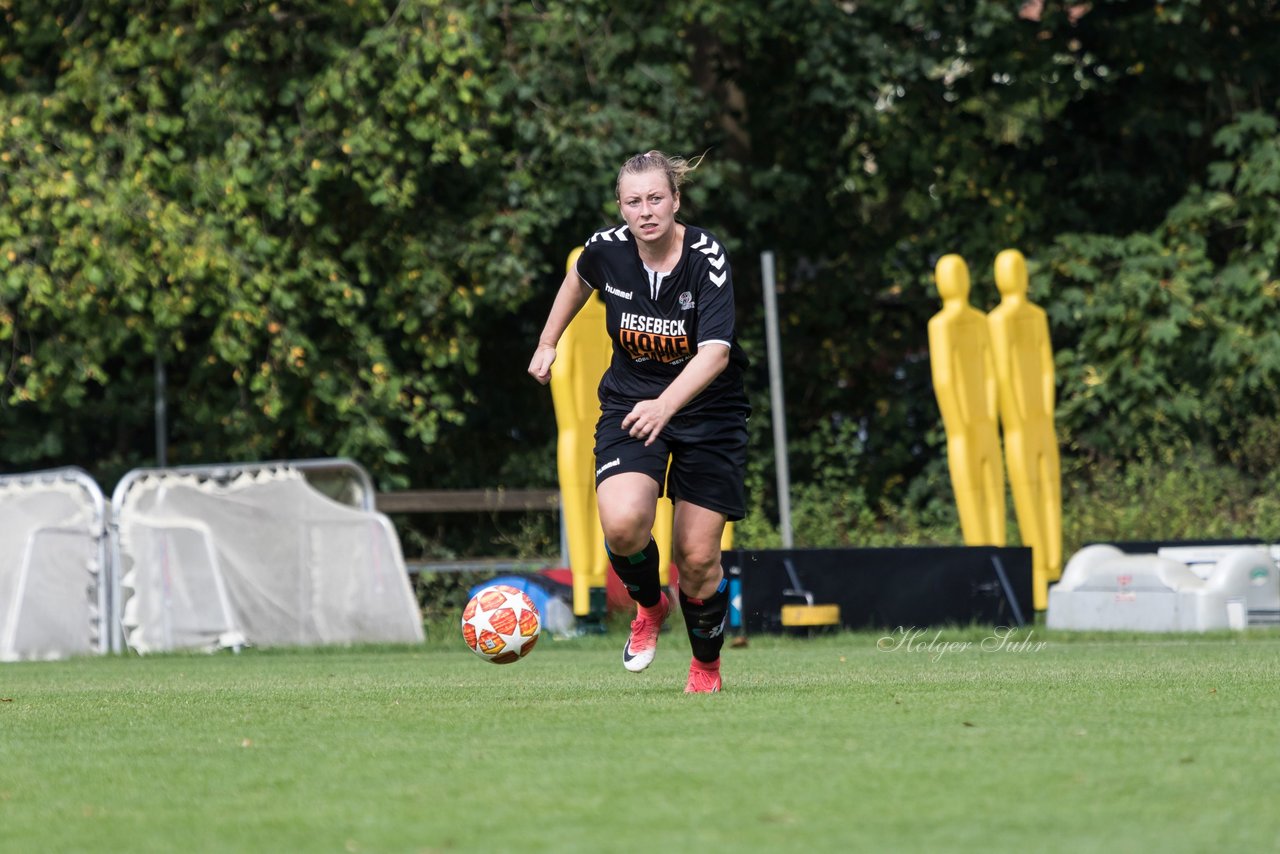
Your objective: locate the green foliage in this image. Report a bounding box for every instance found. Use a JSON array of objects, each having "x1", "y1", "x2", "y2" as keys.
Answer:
[
  {"x1": 759, "y1": 444, "x2": 1280, "y2": 563},
  {"x1": 1045, "y1": 112, "x2": 1280, "y2": 463},
  {"x1": 1060, "y1": 447, "x2": 1280, "y2": 548},
  {"x1": 2, "y1": 1, "x2": 515, "y2": 481},
  {"x1": 0, "y1": 0, "x2": 718, "y2": 485}
]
